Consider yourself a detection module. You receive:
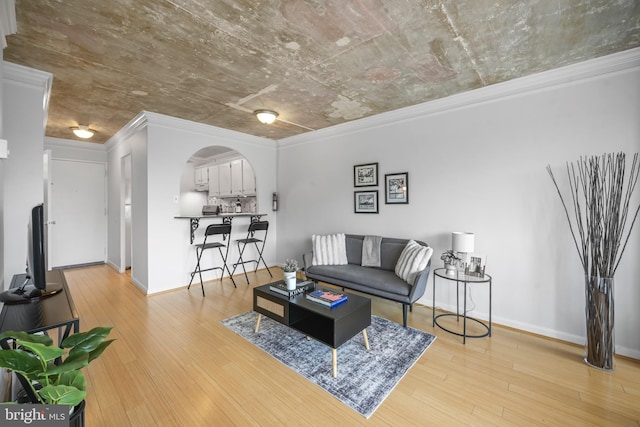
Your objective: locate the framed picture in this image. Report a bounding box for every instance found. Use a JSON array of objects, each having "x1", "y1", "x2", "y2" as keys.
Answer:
[
  {"x1": 385, "y1": 172, "x2": 409, "y2": 204},
  {"x1": 465, "y1": 253, "x2": 487, "y2": 277},
  {"x1": 354, "y1": 162, "x2": 378, "y2": 187},
  {"x1": 354, "y1": 190, "x2": 378, "y2": 213}
]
